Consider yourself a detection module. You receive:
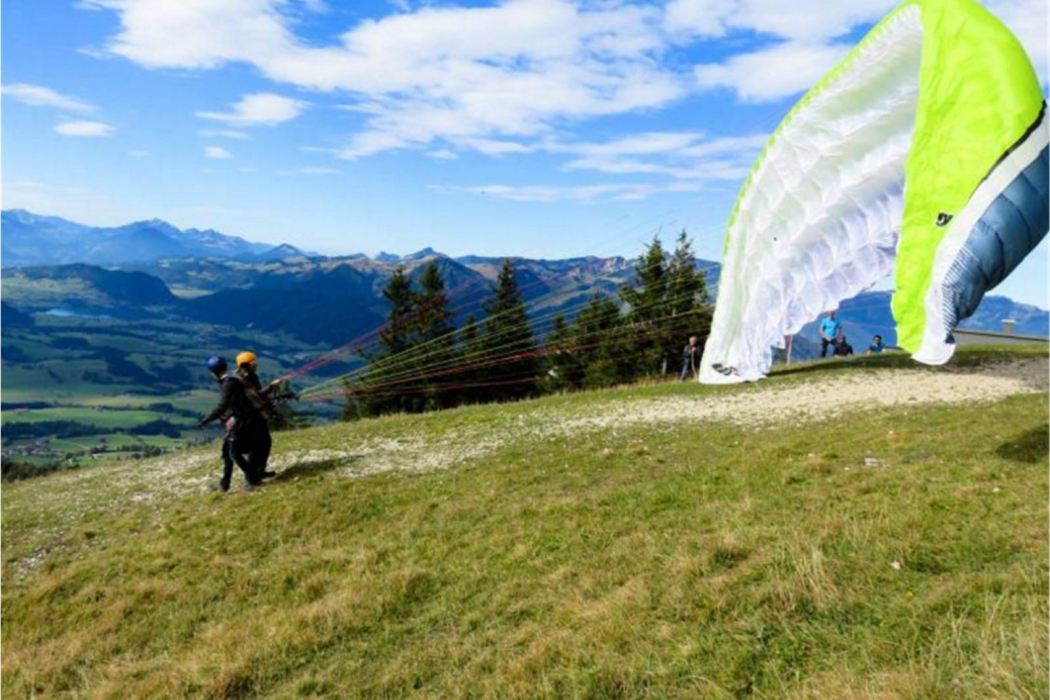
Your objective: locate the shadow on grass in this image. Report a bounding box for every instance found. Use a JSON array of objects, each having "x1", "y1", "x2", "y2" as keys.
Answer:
[
  {"x1": 996, "y1": 425, "x2": 1049, "y2": 463},
  {"x1": 272, "y1": 457, "x2": 350, "y2": 482}
]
